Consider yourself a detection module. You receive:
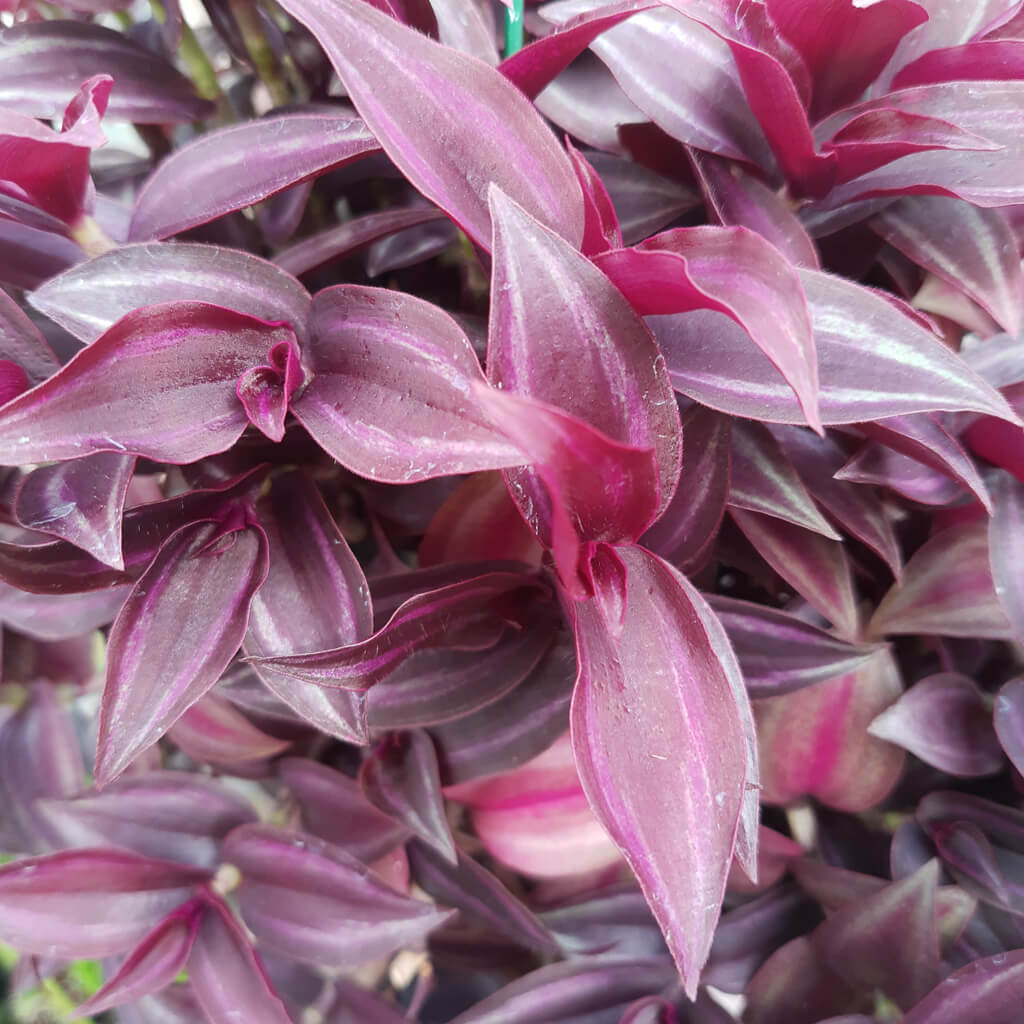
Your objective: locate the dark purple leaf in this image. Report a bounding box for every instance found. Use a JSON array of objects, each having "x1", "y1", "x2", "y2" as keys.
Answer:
[
  {"x1": 278, "y1": 759, "x2": 411, "y2": 863},
  {"x1": 570, "y1": 544, "x2": 754, "y2": 996},
  {"x1": 37, "y1": 772, "x2": 258, "y2": 869},
  {"x1": 0, "y1": 287, "x2": 59, "y2": 385},
  {"x1": 291, "y1": 285, "x2": 521, "y2": 483},
  {"x1": 129, "y1": 112, "x2": 380, "y2": 241},
  {"x1": 990, "y1": 473, "x2": 1024, "y2": 641},
  {"x1": 0, "y1": 303, "x2": 300, "y2": 465},
  {"x1": 188, "y1": 896, "x2": 292, "y2": 1024},
  {"x1": 360, "y1": 731, "x2": 457, "y2": 863},
  {"x1": 0, "y1": 22, "x2": 212, "y2": 123},
  {"x1": 223, "y1": 825, "x2": 454, "y2": 968},
  {"x1": 0, "y1": 849, "x2": 208, "y2": 958},
  {"x1": 406, "y1": 840, "x2": 560, "y2": 955},
  {"x1": 995, "y1": 678, "x2": 1024, "y2": 777},
  {"x1": 274, "y1": 206, "x2": 446, "y2": 277},
  {"x1": 870, "y1": 523, "x2": 1014, "y2": 640},
  {"x1": 96, "y1": 515, "x2": 269, "y2": 785},
  {"x1": 273, "y1": 0, "x2": 583, "y2": 250},
  {"x1": 168, "y1": 692, "x2": 291, "y2": 767},
  {"x1": 447, "y1": 958, "x2": 678, "y2": 1024},
  {"x1": 245, "y1": 471, "x2": 373, "y2": 743},
  {"x1": 902, "y1": 950, "x2": 1024, "y2": 1024},
  {"x1": 323, "y1": 977, "x2": 408, "y2": 1024},
  {"x1": 706, "y1": 595, "x2": 884, "y2": 698},
  {"x1": 0, "y1": 217, "x2": 84, "y2": 291},
  {"x1": 648, "y1": 268, "x2": 1017, "y2": 425},
  {"x1": 15, "y1": 453, "x2": 135, "y2": 569},
  {"x1": 29, "y1": 243, "x2": 311, "y2": 345},
  {"x1": 364, "y1": 215, "x2": 460, "y2": 277}
]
